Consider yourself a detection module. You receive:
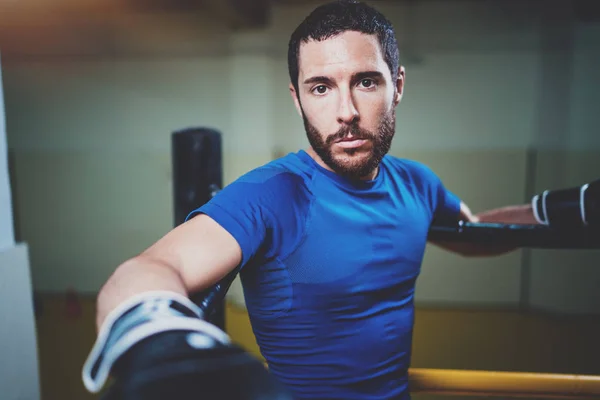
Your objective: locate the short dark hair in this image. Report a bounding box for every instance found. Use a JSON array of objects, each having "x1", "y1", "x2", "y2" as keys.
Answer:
[{"x1": 288, "y1": 0, "x2": 400, "y2": 93}]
